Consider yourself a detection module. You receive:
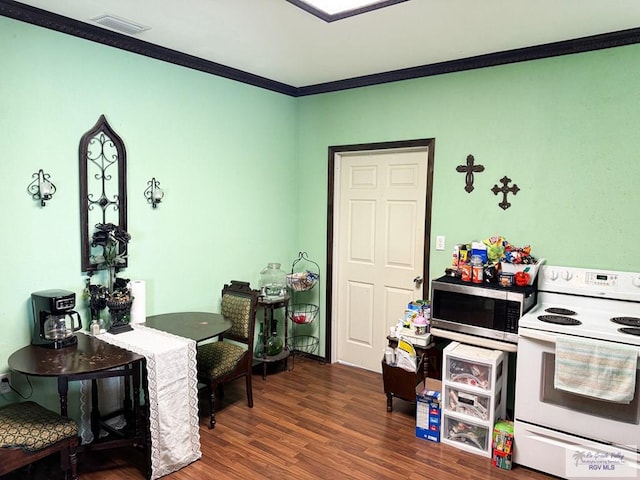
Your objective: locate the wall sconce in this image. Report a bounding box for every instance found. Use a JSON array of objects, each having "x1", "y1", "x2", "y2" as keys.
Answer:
[
  {"x1": 144, "y1": 177, "x2": 164, "y2": 208},
  {"x1": 27, "y1": 169, "x2": 56, "y2": 207}
]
